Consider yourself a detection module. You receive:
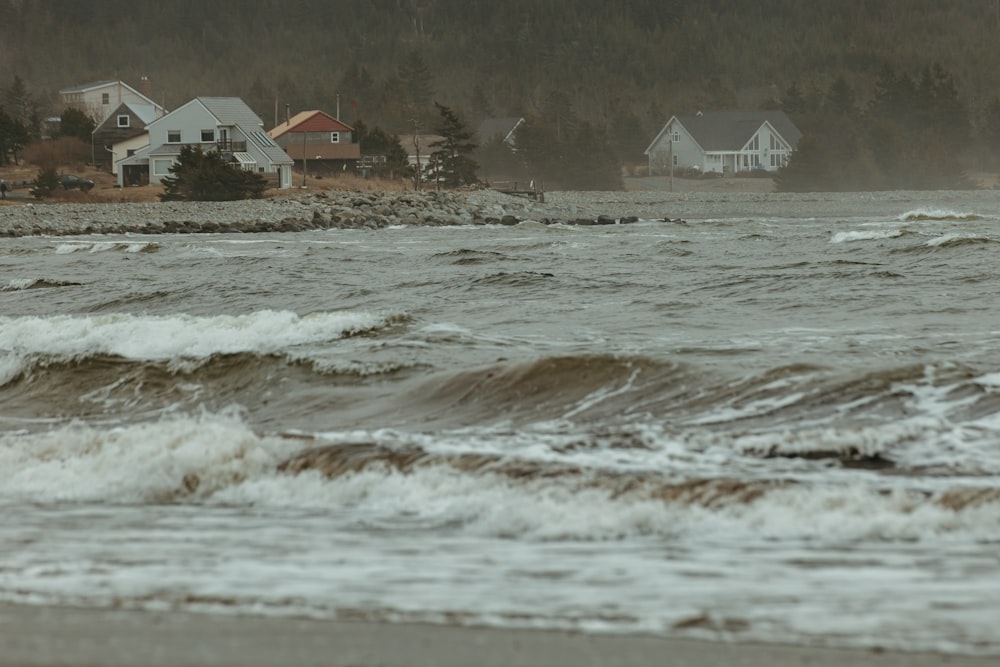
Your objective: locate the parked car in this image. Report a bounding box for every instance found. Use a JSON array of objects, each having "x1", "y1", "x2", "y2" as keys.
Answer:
[{"x1": 59, "y1": 174, "x2": 95, "y2": 192}]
